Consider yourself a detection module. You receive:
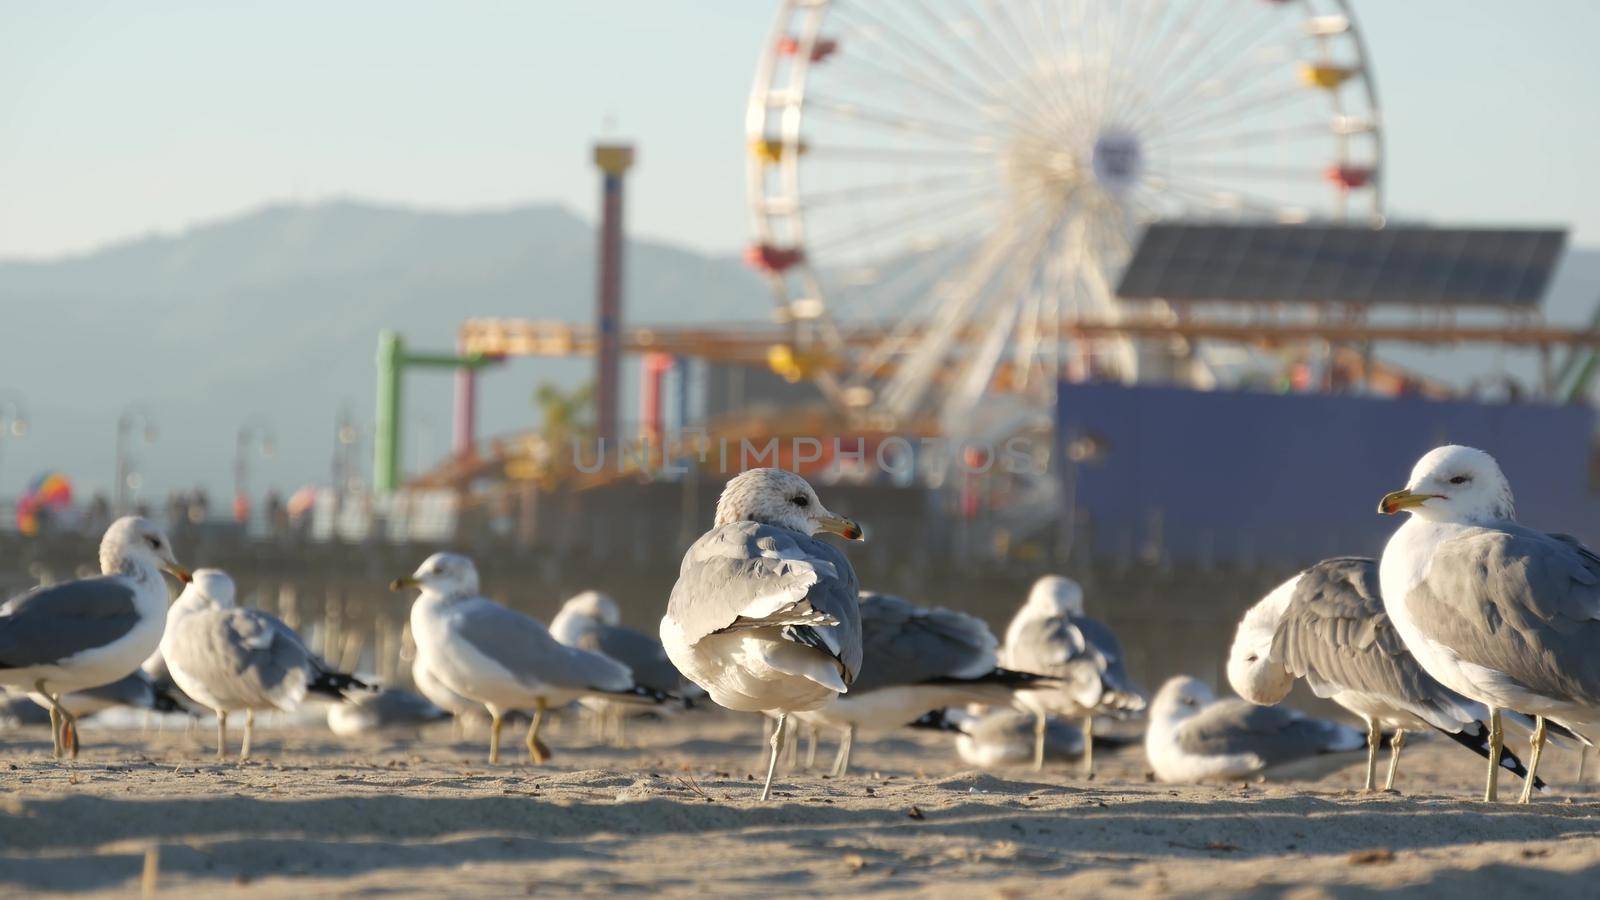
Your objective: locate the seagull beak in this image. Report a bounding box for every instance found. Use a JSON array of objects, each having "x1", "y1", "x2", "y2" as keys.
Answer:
[
  {"x1": 1378, "y1": 488, "x2": 1441, "y2": 515},
  {"x1": 389, "y1": 575, "x2": 420, "y2": 591},
  {"x1": 815, "y1": 513, "x2": 864, "y2": 542},
  {"x1": 164, "y1": 564, "x2": 192, "y2": 584}
]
